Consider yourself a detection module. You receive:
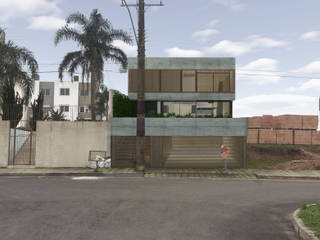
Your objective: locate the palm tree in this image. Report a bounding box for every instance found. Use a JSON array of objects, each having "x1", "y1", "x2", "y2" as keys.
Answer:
[
  {"x1": 55, "y1": 9, "x2": 132, "y2": 120},
  {"x1": 0, "y1": 28, "x2": 38, "y2": 103}
]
